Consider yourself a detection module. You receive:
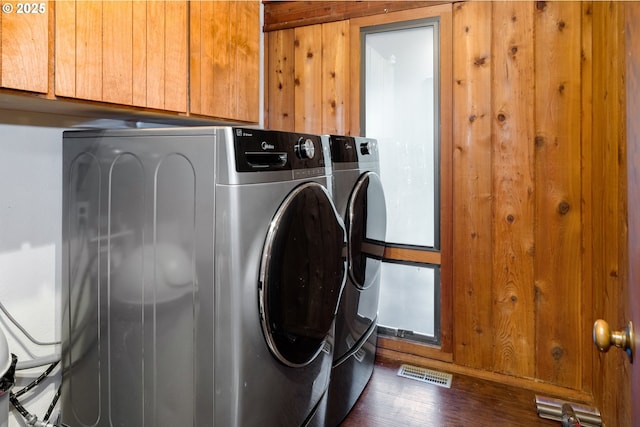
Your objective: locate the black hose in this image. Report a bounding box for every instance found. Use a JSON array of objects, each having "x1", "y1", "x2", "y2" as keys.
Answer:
[
  {"x1": 14, "y1": 361, "x2": 59, "y2": 398},
  {"x1": 43, "y1": 383, "x2": 61, "y2": 422},
  {"x1": 8, "y1": 355, "x2": 66, "y2": 426},
  {"x1": 9, "y1": 392, "x2": 30, "y2": 418}
]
